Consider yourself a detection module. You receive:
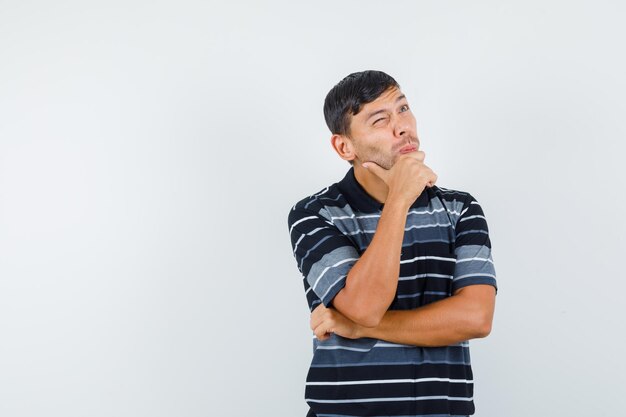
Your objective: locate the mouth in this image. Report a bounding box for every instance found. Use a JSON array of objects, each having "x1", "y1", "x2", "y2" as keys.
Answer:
[{"x1": 398, "y1": 144, "x2": 418, "y2": 154}]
